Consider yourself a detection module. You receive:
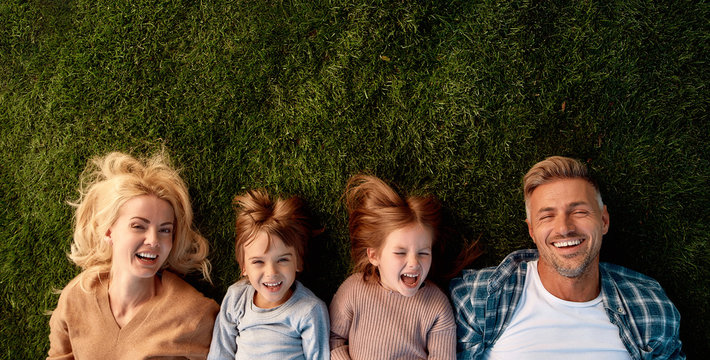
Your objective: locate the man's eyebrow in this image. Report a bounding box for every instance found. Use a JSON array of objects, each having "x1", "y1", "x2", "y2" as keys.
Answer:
[
  {"x1": 568, "y1": 201, "x2": 590, "y2": 208},
  {"x1": 536, "y1": 207, "x2": 555, "y2": 214}
]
